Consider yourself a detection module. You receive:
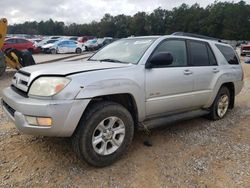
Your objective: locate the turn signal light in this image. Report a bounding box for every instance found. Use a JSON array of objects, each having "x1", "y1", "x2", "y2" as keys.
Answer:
[{"x1": 25, "y1": 116, "x2": 52, "y2": 127}]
